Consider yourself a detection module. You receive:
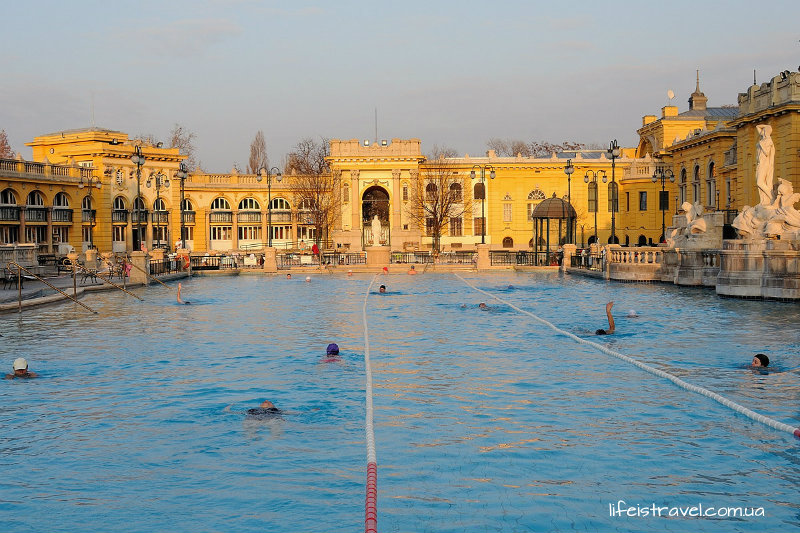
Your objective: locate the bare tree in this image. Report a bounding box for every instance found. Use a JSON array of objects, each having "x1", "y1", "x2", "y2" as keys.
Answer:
[
  {"x1": 247, "y1": 130, "x2": 268, "y2": 174},
  {"x1": 486, "y1": 138, "x2": 586, "y2": 157},
  {"x1": 427, "y1": 144, "x2": 459, "y2": 159},
  {"x1": 406, "y1": 153, "x2": 472, "y2": 253},
  {"x1": 0, "y1": 130, "x2": 13, "y2": 158},
  {"x1": 286, "y1": 138, "x2": 337, "y2": 249},
  {"x1": 168, "y1": 123, "x2": 197, "y2": 170}
]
